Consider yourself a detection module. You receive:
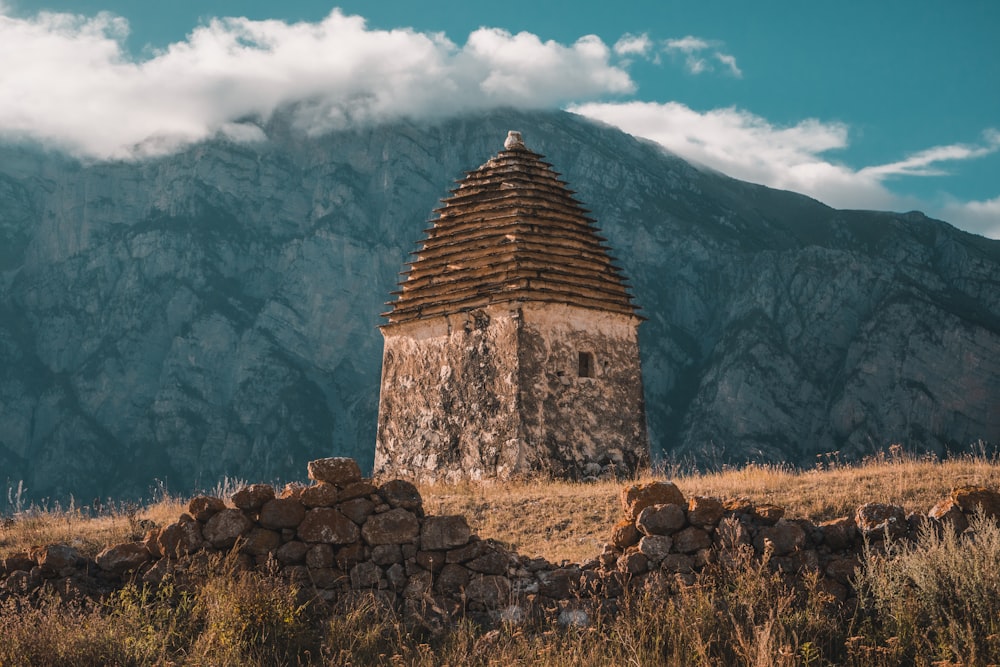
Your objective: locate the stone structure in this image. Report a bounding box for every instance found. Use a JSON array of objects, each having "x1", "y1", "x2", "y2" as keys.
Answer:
[
  {"x1": 375, "y1": 131, "x2": 649, "y2": 482},
  {"x1": 5, "y1": 457, "x2": 999, "y2": 633}
]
